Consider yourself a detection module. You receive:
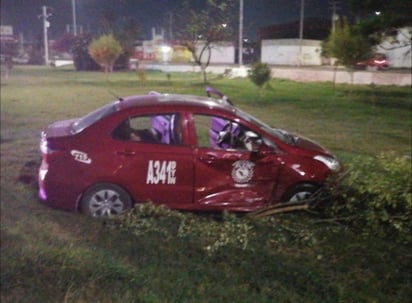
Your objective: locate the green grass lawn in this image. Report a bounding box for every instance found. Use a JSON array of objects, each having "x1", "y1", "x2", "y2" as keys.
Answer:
[{"x1": 1, "y1": 65, "x2": 411, "y2": 302}]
